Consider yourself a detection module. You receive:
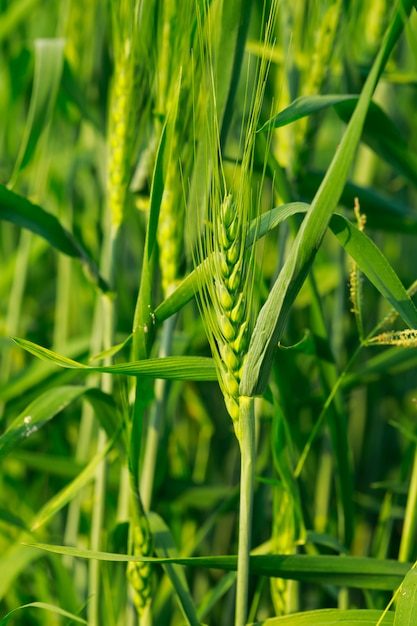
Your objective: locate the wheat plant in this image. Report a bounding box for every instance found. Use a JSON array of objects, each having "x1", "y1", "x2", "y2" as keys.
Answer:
[{"x1": 1, "y1": 1, "x2": 417, "y2": 625}]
